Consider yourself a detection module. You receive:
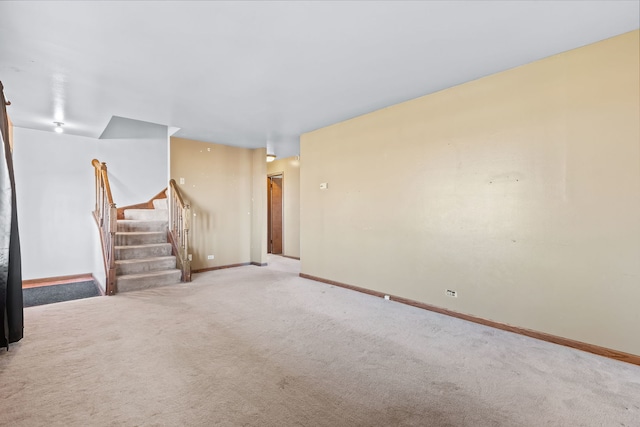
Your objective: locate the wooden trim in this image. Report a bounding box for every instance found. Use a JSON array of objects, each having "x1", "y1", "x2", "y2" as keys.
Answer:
[
  {"x1": 169, "y1": 179, "x2": 187, "y2": 208},
  {"x1": 251, "y1": 262, "x2": 268, "y2": 267},
  {"x1": 22, "y1": 273, "x2": 95, "y2": 289},
  {"x1": 192, "y1": 263, "x2": 251, "y2": 274},
  {"x1": 299, "y1": 273, "x2": 640, "y2": 366},
  {"x1": 92, "y1": 160, "x2": 115, "y2": 205},
  {"x1": 282, "y1": 255, "x2": 300, "y2": 260},
  {"x1": 116, "y1": 187, "x2": 168, "y2": 219},
  {"x1": 300, "y1": 273, "x2": 386, "y2": 298},
  {"x1": 267, "y1": 172, "x2": 285, "y2": 255}
]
